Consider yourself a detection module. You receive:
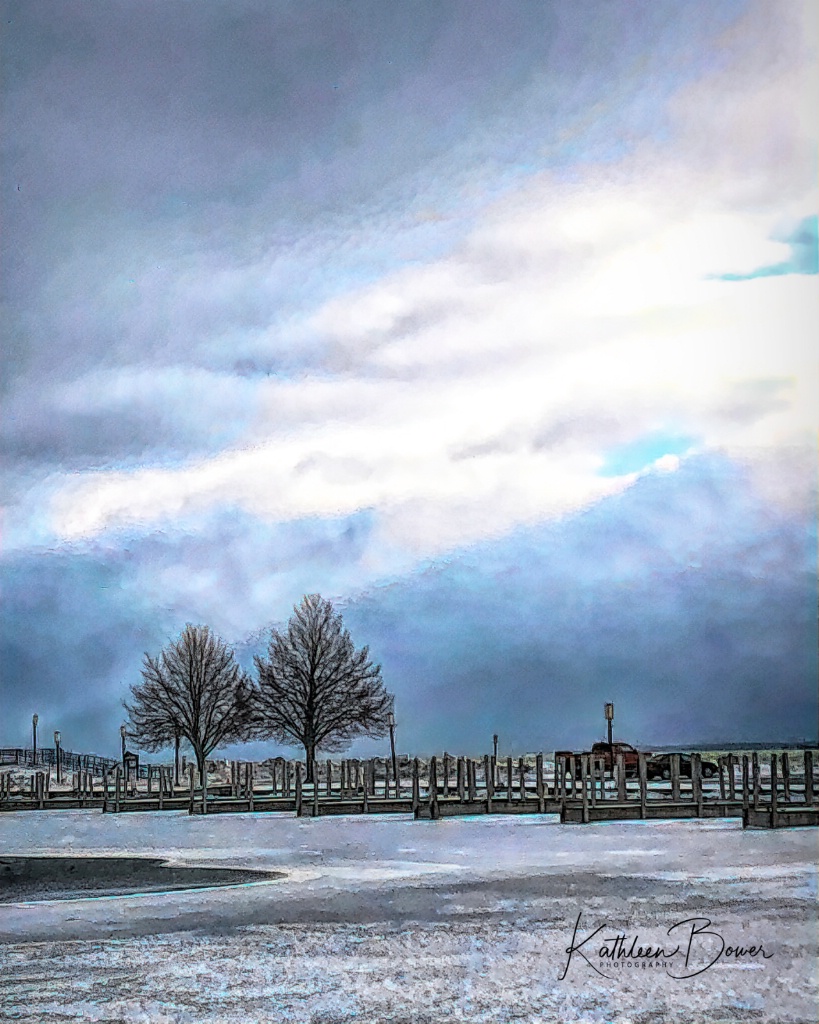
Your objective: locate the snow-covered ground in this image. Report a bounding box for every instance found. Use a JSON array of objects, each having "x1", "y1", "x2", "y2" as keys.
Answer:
[{"x1": 0, "y1": 810, "x2": 816, "y2": 1023}]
